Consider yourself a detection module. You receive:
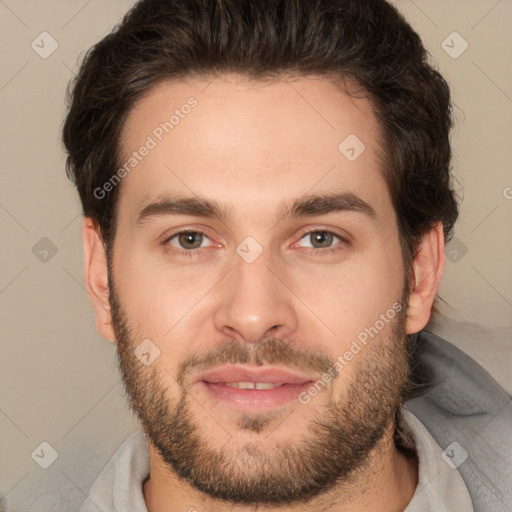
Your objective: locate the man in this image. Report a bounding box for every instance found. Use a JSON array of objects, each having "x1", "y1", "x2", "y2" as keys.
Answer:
[{"x1": 62, "y1": 0, "x2": 512, "y2": 511}]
